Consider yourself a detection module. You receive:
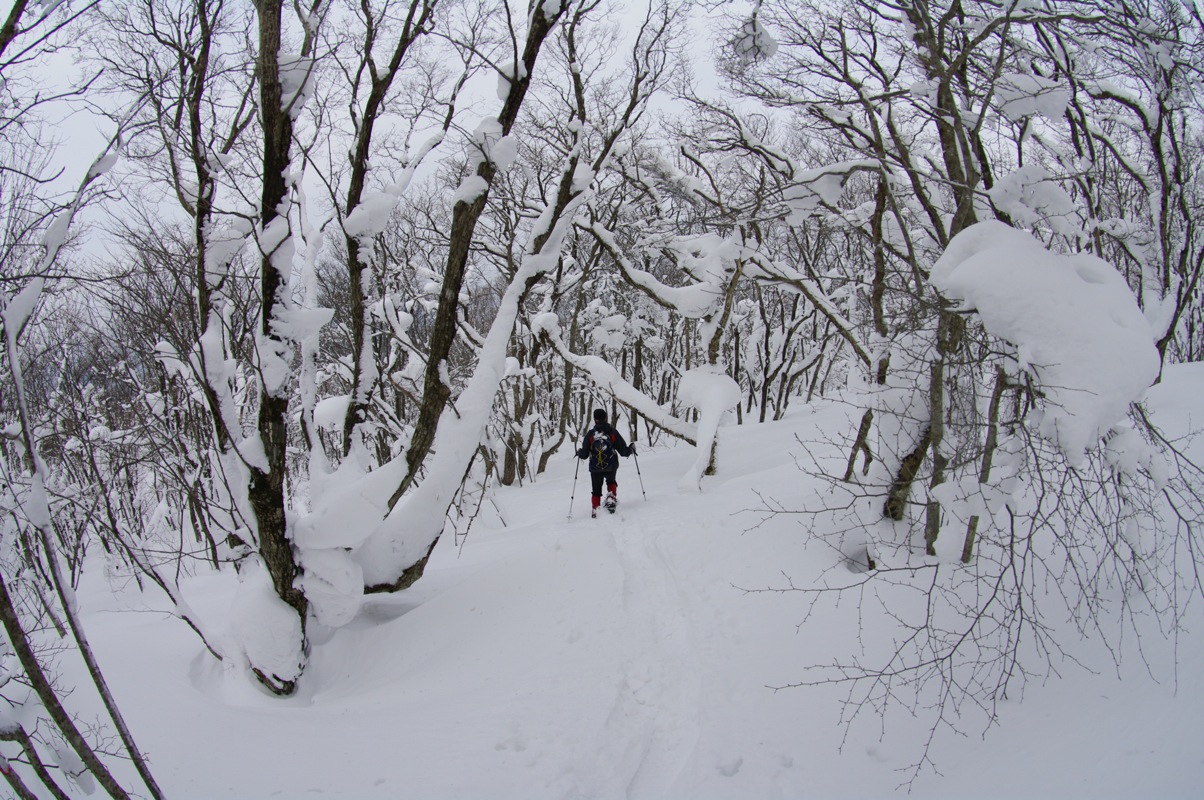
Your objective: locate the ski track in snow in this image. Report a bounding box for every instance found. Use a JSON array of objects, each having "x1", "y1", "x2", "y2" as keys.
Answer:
[{"x1": 566, "y1": 510, "x2": 703, "y2": 799}]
